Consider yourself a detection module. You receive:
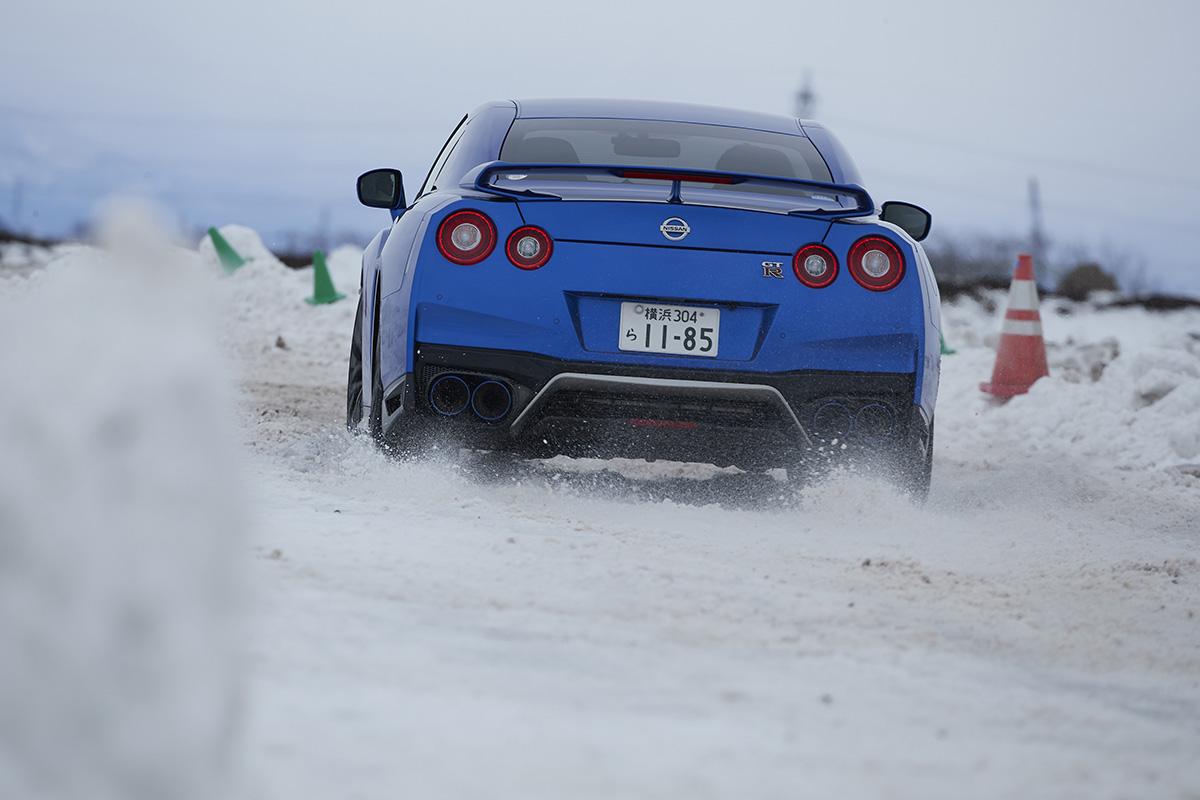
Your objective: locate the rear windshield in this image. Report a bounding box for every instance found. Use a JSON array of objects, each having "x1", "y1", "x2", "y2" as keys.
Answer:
[{"x1": 500, "y1": 118, "x2": 832, "y2": 182}]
